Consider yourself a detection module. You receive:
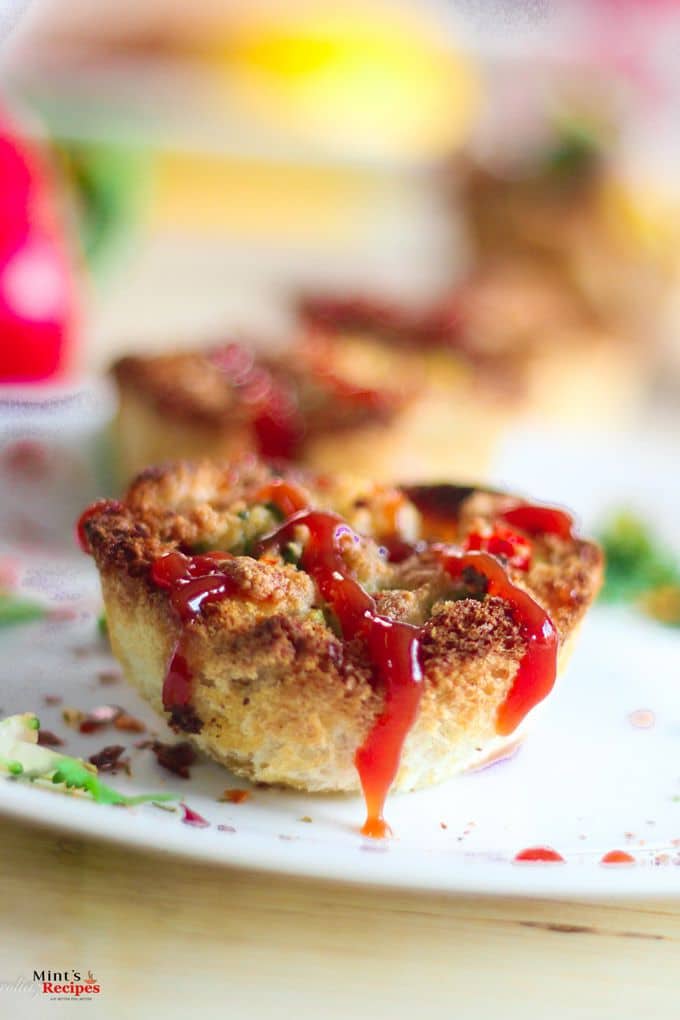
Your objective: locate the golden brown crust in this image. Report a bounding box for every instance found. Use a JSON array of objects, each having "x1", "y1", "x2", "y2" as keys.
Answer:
[
  {"x1": 113, "y1": 339, "x2": 504, "y2": 485},
  {"x1": 113, "y1": 352, "x2": 251, "y2": 429},
  {"x1": 113, "y1": 341, "x2": 411, "y2": 435},
  {"x1": 85, "y1": 459, "x2": 602, "y2": 644},
  {"x1": 84, "y1": 458, "x2": 603, "y2": 792}
]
